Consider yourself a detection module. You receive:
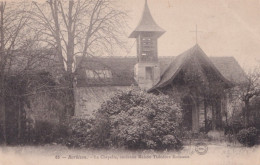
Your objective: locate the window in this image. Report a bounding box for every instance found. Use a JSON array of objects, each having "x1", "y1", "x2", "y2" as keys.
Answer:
[
  {"x1": 140, "y1": 51, "x2": 155, "y2": 62},
  {"x1": 86, "y1": 69, "x2": 112, "y2": 79},
  {"x1": 86, "y1": 70, "x2": 95, "y2": 78},
  {"x1": 142, "y1": 37, "x2": 154, "y2": 51},
  {"x1": 145, "y1": 67, "x2": 154, "y2": 80}
]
